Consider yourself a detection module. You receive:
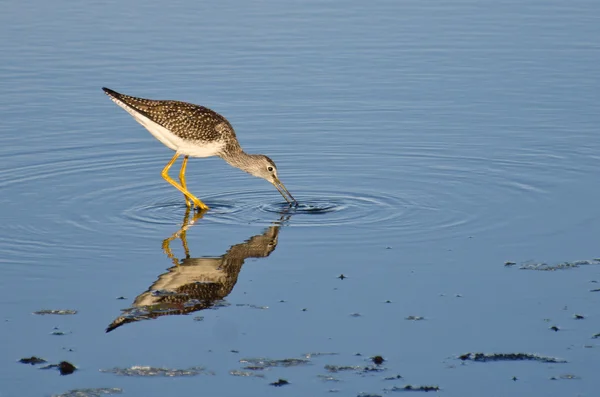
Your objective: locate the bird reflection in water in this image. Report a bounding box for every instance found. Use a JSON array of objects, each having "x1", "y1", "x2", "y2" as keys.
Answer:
[{"x1": 106, "y1": 208, "x2": 287, "y2": 332}]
